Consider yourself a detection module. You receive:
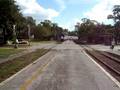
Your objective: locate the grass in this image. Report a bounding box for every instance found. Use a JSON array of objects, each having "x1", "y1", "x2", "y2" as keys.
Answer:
[
  {"x1": 0, "y1": 49, "x2": 49, "y2": 82},
  {"x1": 31, "y1": 40, "x2": 56, "y2": 44},
  {"x1": 0, "y1": 48, "x2": 23, "y2": 58},
  {"x1": 56, "y1": 41, "x2": 62, "y2": 44},
  {"x1": 31, "y1": 40, "x2": 63, "y2": 44}
]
